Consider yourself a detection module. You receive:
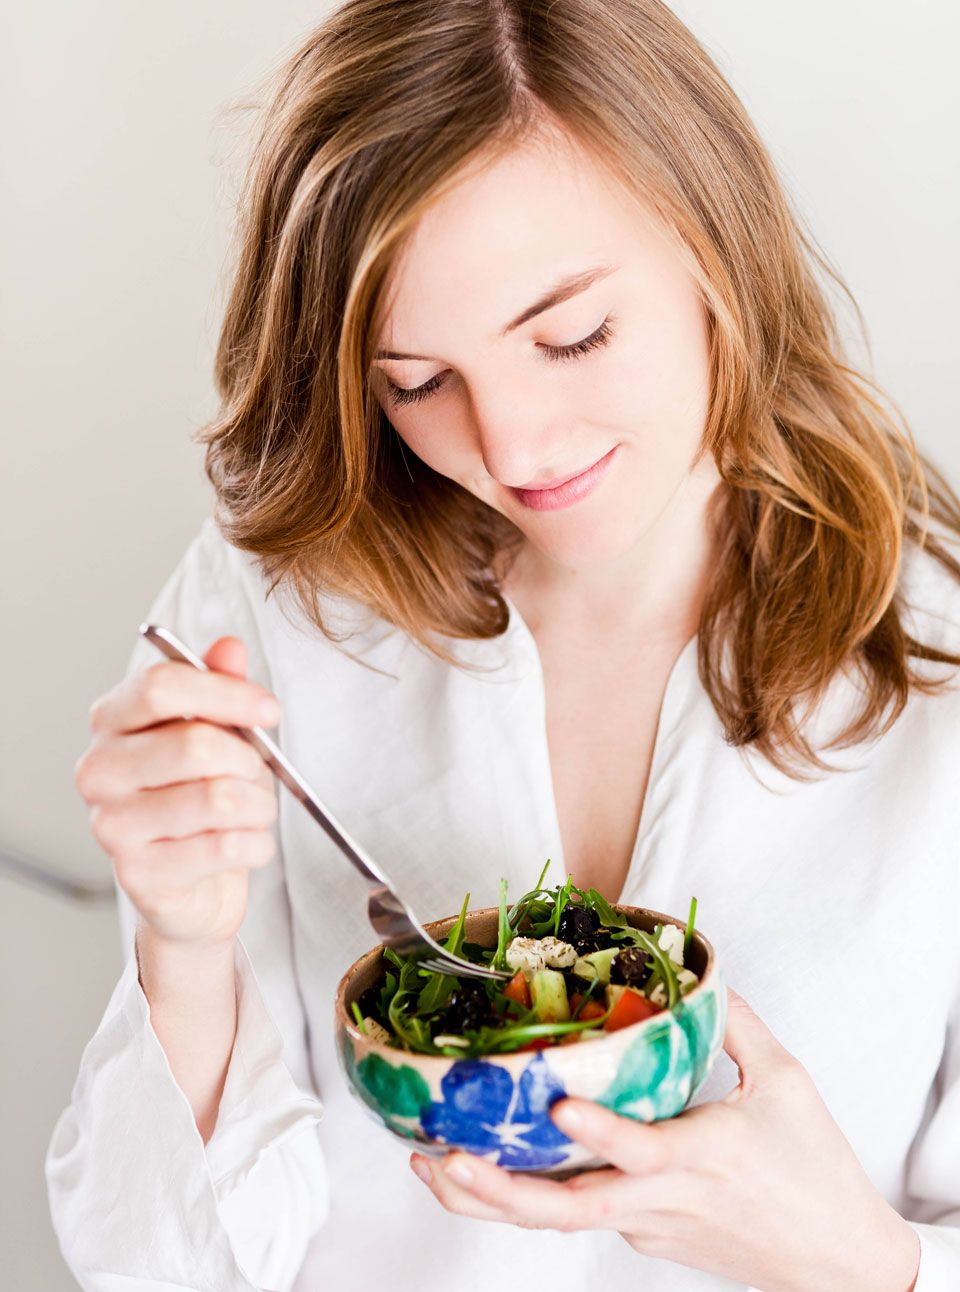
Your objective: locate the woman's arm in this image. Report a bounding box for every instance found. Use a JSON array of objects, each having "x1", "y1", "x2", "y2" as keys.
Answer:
[
  {"x1": 45, "y1": 519, "x2": 330, "y2": 1292},
  {"x1": 135, "y1": 924, "x2": 239, "y2": 1144}
]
